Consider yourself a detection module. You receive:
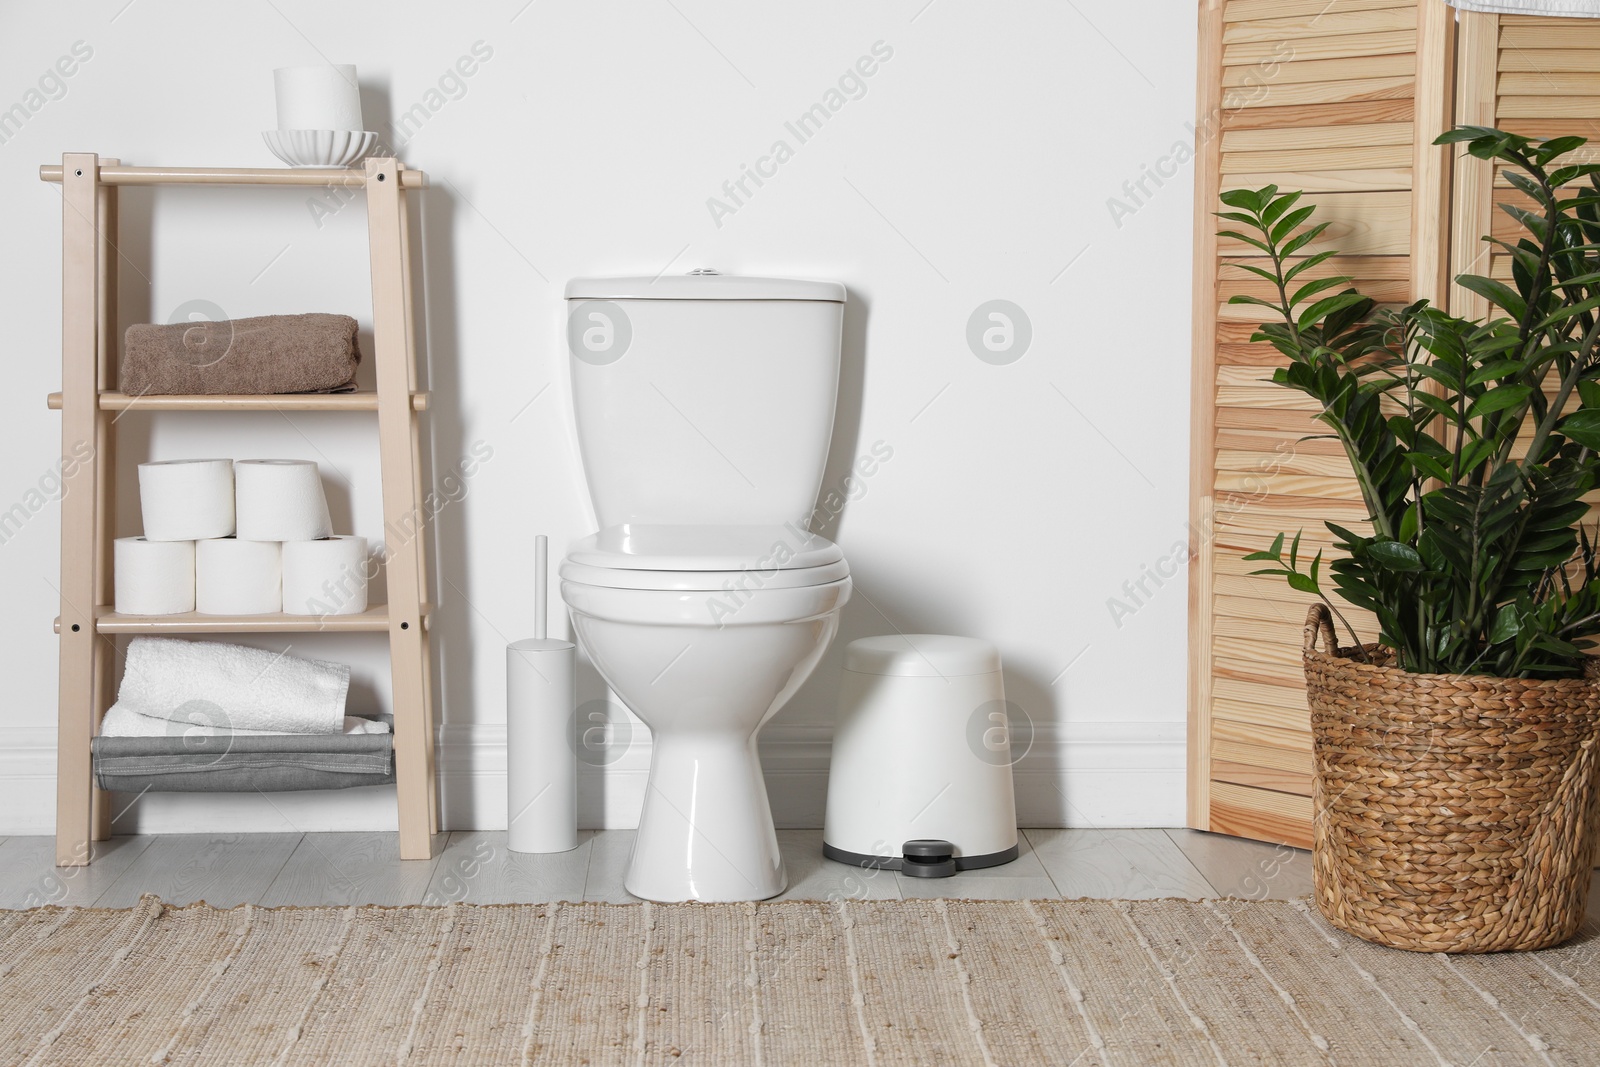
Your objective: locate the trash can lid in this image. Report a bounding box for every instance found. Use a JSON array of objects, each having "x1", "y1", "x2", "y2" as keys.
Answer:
[{"x1": 843, "y1": 635, "x2": 1000, "y2": 678}]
